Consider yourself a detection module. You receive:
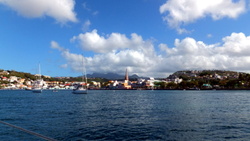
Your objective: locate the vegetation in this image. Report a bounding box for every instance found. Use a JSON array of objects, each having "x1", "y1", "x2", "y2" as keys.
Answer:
[
  {"x1": 148, "y1": 70, "x2": 250, "y2": 90},
  {"x1": 2, "y1": 69, "x2": 250, "y2": 90},
  {"x1": 162, "y1": 70, "x2": 250, "y2": 90},
  {"x1": 1, "y1": 70, "x2": 36, "y2": 80},
  {"x1": 0, "y1": 69, "x2": 109, "y2": 83}
]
